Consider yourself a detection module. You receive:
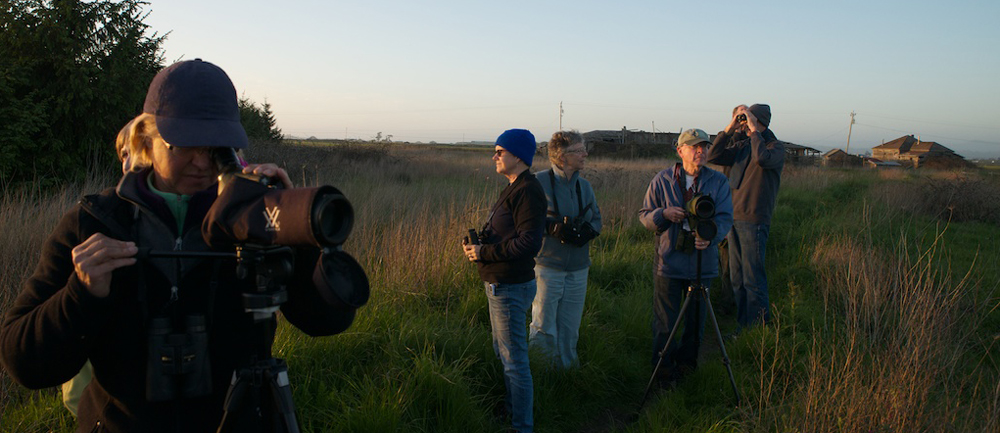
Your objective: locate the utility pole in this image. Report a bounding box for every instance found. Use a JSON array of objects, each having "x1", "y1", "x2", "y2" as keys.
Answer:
[
  {"x1": 846, "y1": 111, "x2": 856, "y2": 155},
  {"x1": 559, "y1": 101, "x2": 564, "y2": 131}
]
